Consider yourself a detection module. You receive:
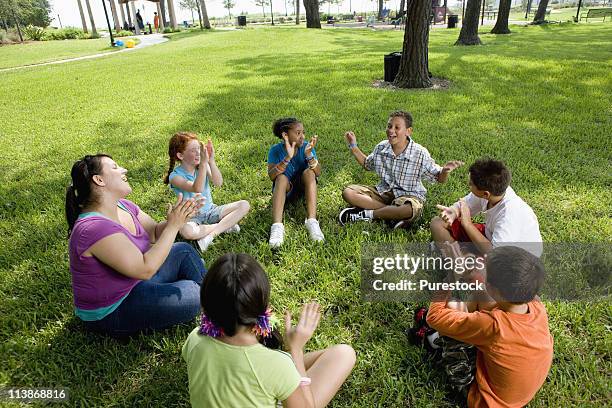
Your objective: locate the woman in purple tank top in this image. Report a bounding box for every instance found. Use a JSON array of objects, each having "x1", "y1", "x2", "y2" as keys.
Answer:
[{"x1": 65, "y1": 154, "x2": 207, "y2": 336}]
